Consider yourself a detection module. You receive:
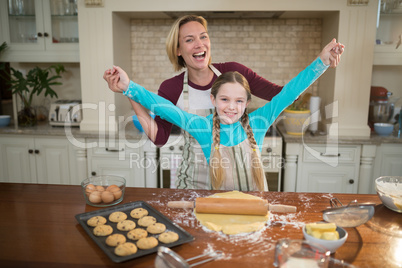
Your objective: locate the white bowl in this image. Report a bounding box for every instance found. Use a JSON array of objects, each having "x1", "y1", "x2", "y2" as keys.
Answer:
[
  {"x1": 0, "y1": 115, "x2": 11, "y2": 127},
  {"x1": 303, "y1": 224, "x2": 348, "y2": 253},
  {"x1": 375, "y1": 176, "x2": 402, "y2": 213},
  {"x1": 374, "y1": 123, "x2": 394, "y2": 136}
]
